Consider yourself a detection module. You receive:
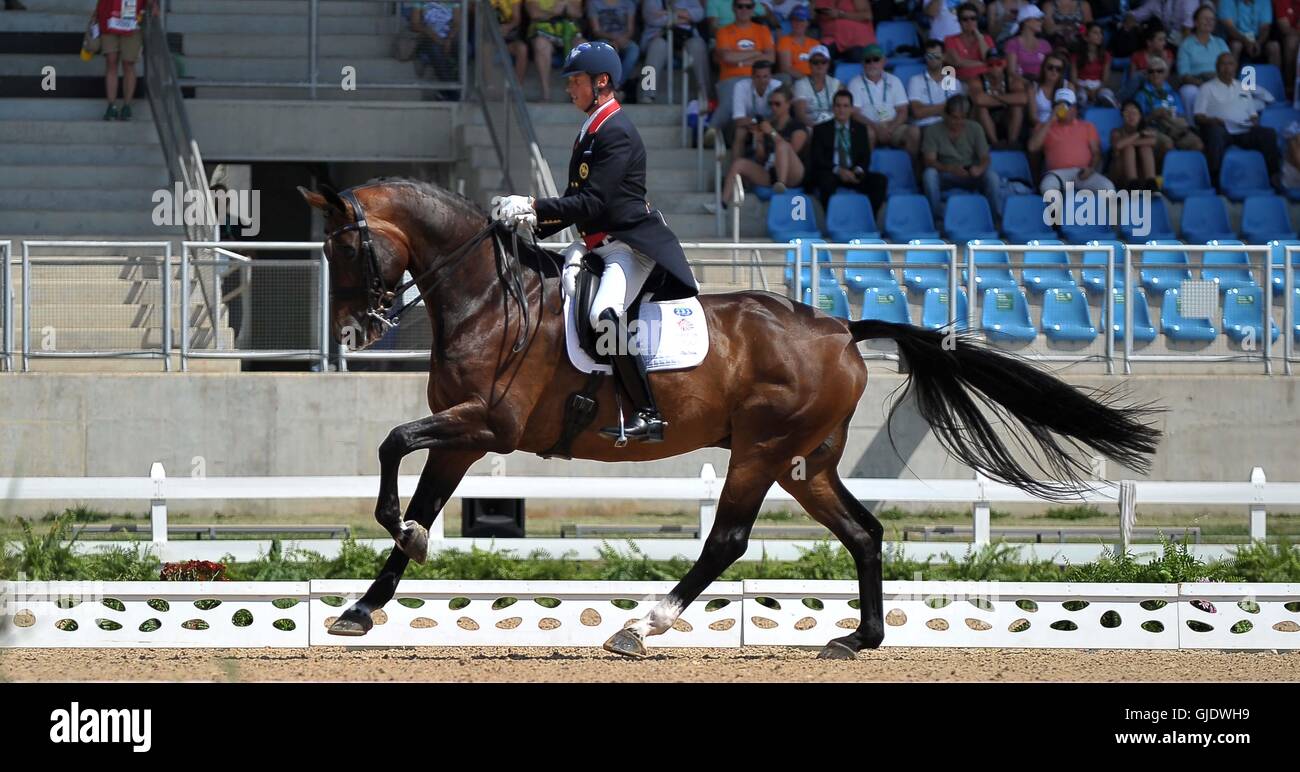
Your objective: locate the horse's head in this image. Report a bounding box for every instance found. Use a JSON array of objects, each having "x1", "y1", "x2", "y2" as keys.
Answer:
[{"x1": 299, "y1": 184, "x2": 416, "y2": 350}]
